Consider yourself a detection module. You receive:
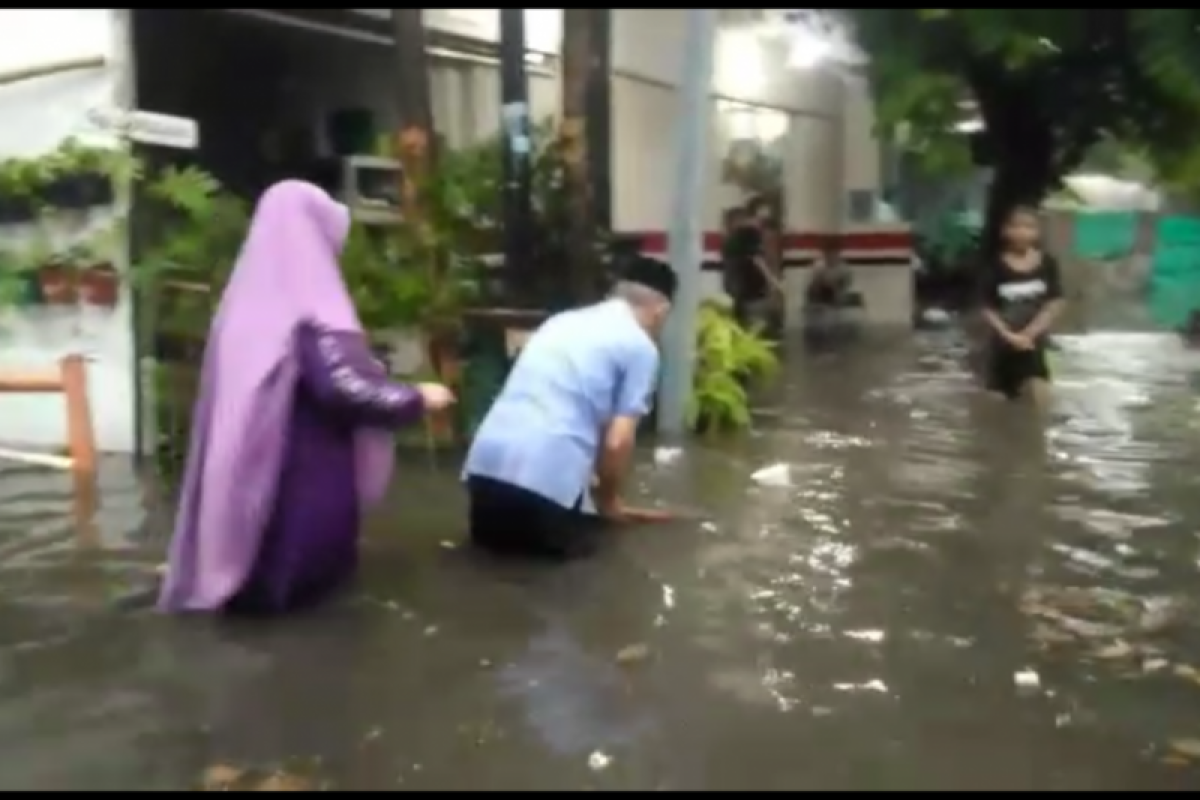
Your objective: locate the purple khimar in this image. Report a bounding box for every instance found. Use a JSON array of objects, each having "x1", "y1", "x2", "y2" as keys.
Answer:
[{"x1": 159, "y1": 180, "x2": 394, "y2": 612}]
